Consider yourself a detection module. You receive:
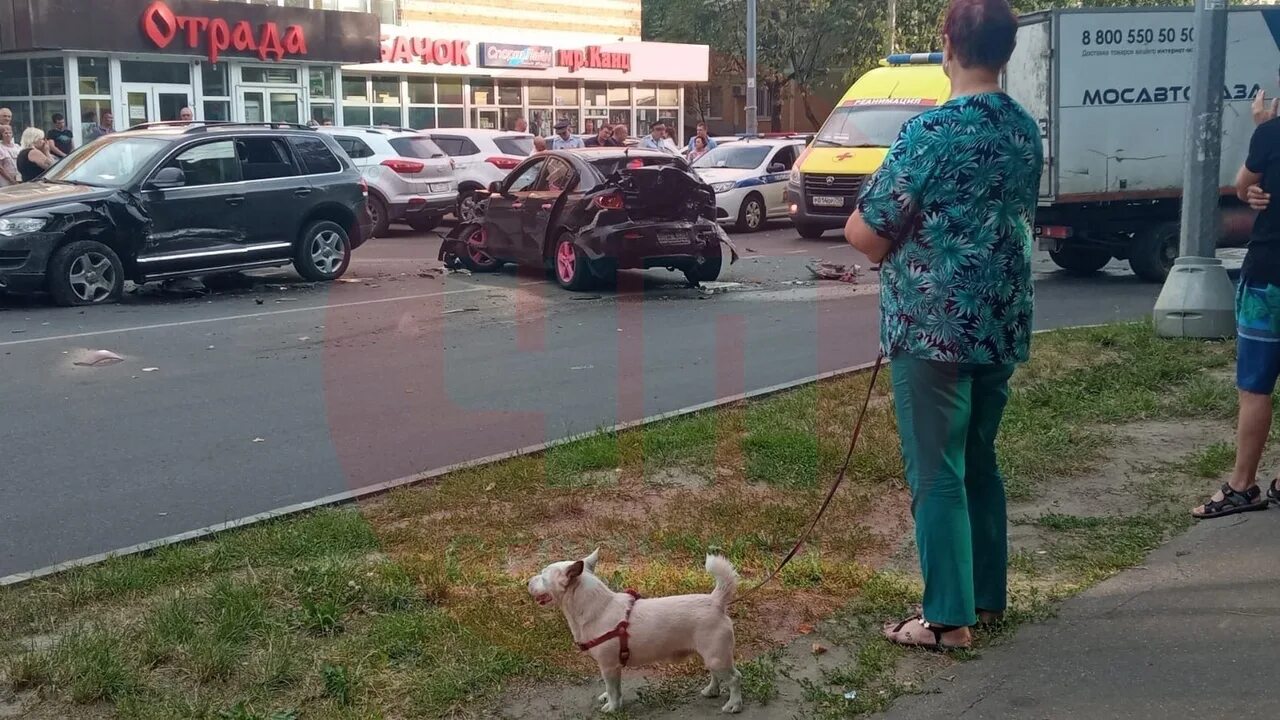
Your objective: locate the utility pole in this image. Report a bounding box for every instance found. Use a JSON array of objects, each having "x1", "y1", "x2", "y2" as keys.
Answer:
[
  {"x1": 745, "y1": 0, "x2": 758, "y2": 137},
  {"x1": 1153, "y1": 0, "x2": 1235, "y2": 338},
  {"x1": 887, "y1": 0, "x2": 896, "y2": 56}
]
